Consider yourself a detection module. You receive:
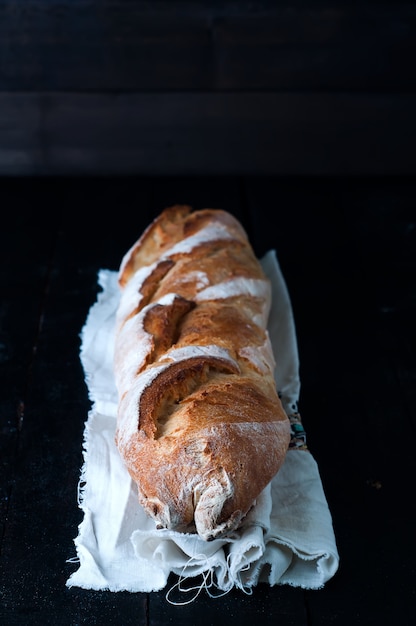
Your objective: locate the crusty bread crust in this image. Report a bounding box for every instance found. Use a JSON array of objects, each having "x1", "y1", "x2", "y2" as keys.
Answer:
[{"x1": 114, "y1": 205, "x2": 291, "y2": 540}]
